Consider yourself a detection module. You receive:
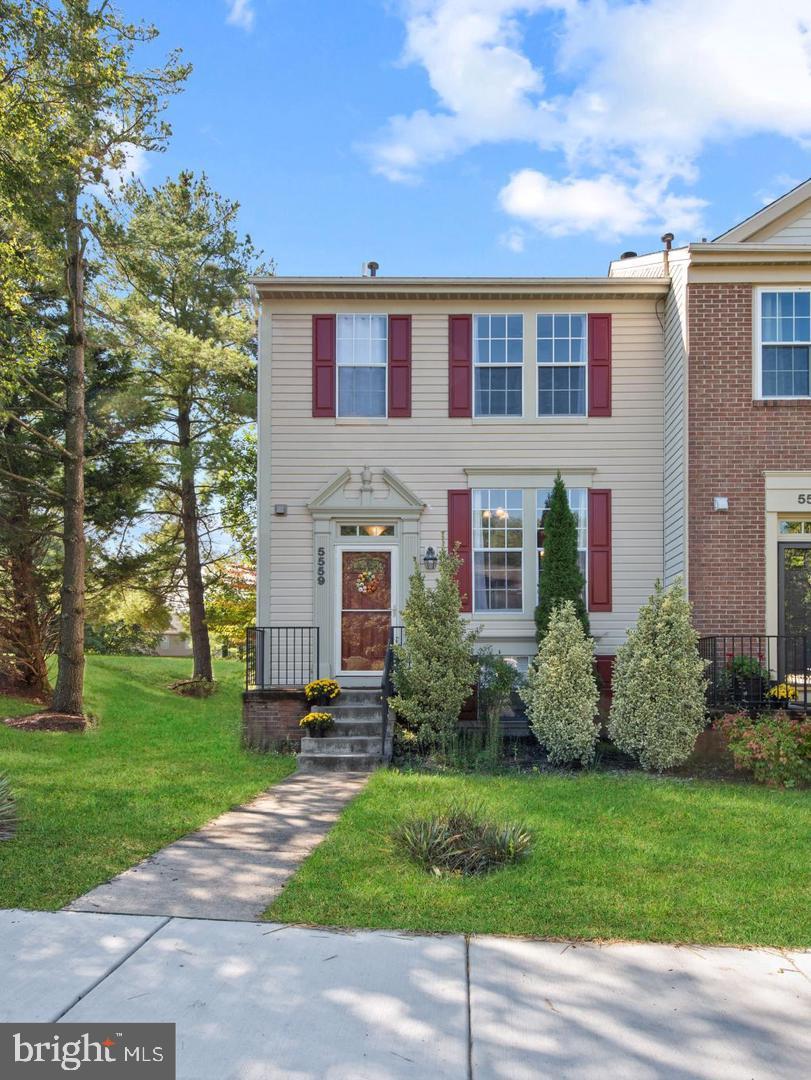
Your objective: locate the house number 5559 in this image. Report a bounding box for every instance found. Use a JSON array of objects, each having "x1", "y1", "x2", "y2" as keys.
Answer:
[
  {"x1": 798, "y1": 494, "x2": 811, "y2": 504},
  {"x1": 317, "y1": 547, "x2": 326, "y2": 586}
]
